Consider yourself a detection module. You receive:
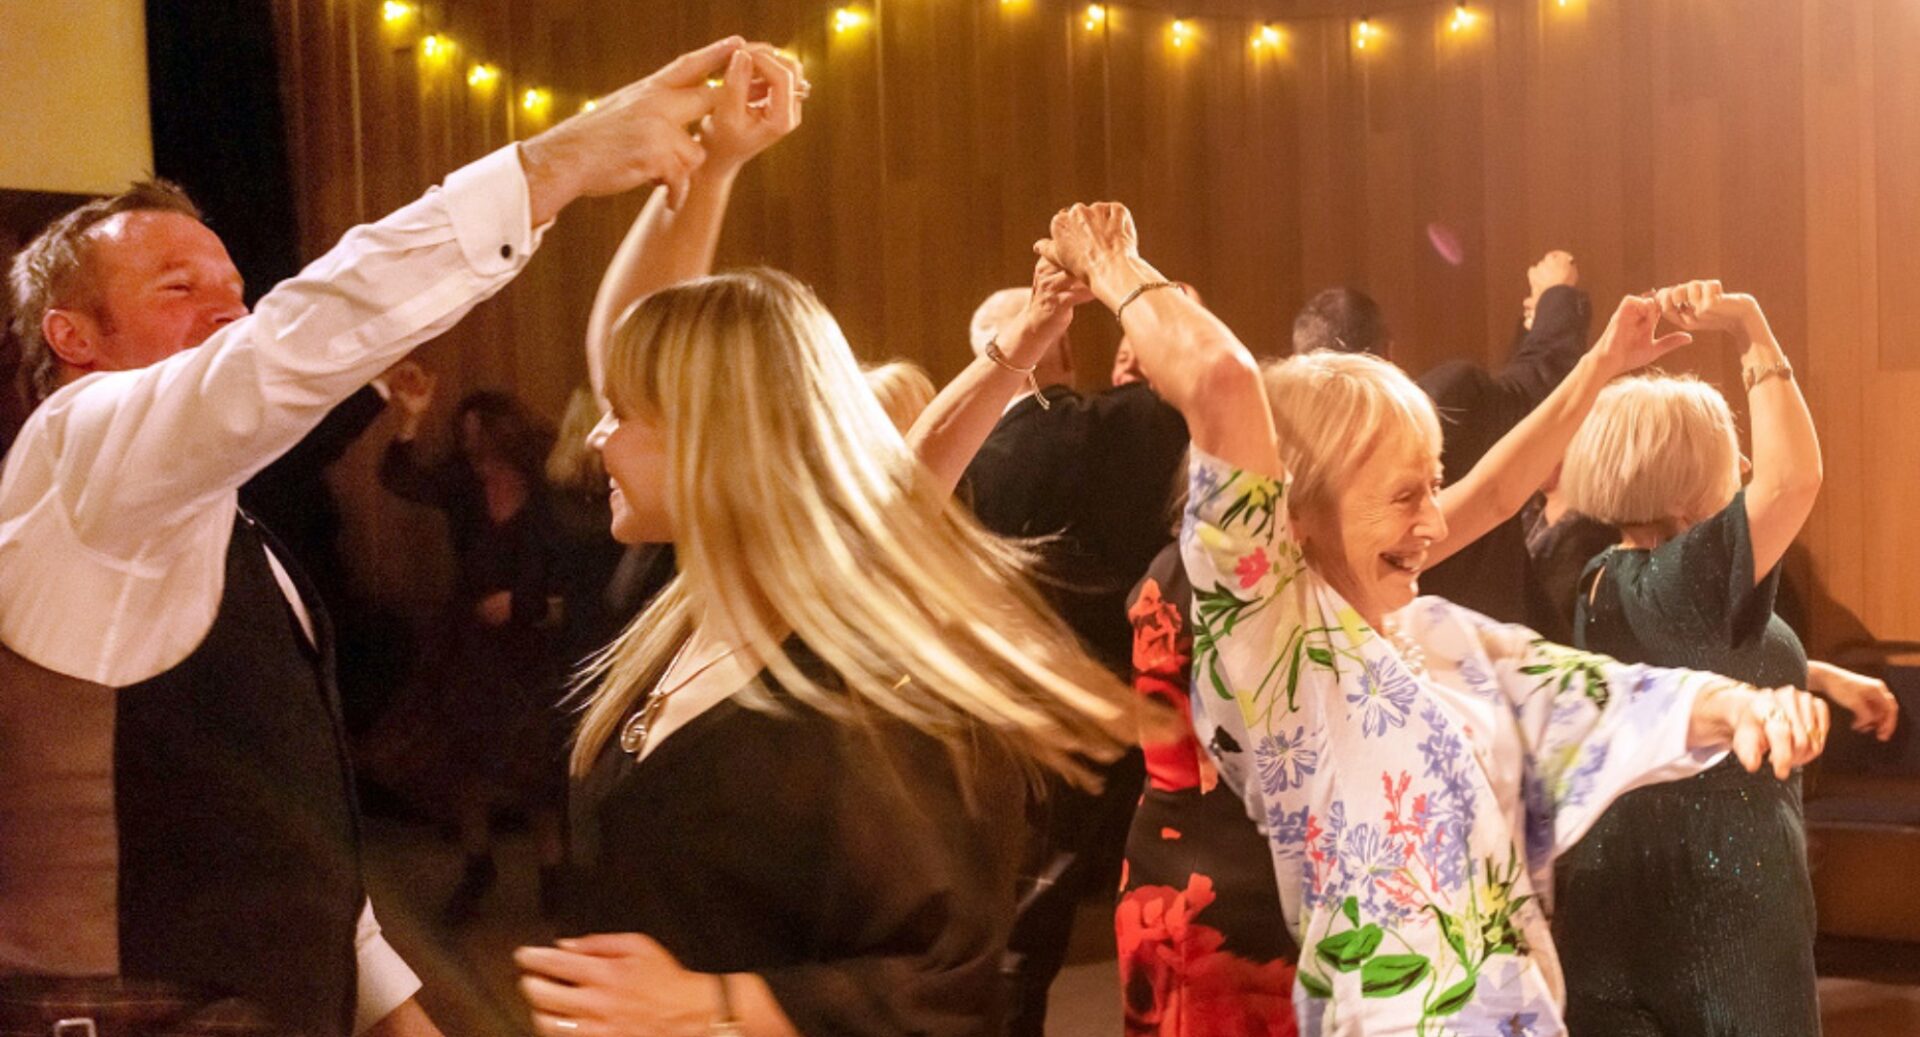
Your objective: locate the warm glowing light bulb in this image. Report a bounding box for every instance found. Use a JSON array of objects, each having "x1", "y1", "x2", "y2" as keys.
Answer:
[
  {"x1": 467, "y1": 63, "x2": 498, "y2": 88},
  {"x1": 381, "y1": 1, "x2": 415, "y2": 24},
  {"x1": 1355, "y1": 17, "x2": 1377, "y2": 49},
  {"x1": 580, "y1": 98, "x2": 599, "y2": 113},
  {"x1": 521, "y1": 88, "x2": 550, "y2": 113},
  {"x1": 419, "y1": 34, "x2": 449, "y2": 60},
  {"x1": 1170, "y1": 18, "x2": 1193, "y2": 47},
  {"x1": 832, "y1": 7, "x2": 868, "y2": 33},
  {"x1": 1083, "y1": 4, "x2": 1106, "y2": 31},
  {"x1": 1252, "y1": 23, "x2": 1282, "y2": 49},
  {"x1": 1450, "y1": 4, "x2": 1477, "y2": 31}
]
